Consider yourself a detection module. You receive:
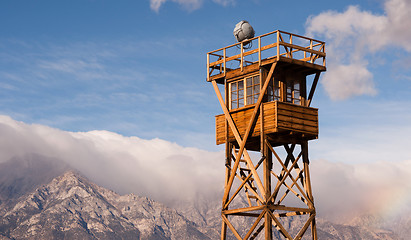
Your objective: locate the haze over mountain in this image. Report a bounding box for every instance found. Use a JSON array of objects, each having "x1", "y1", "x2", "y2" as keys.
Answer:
[
  {"x1": 0, "y1": 116, "x2": 410, "y2": 239},
  {"x1": 0, "y1": 159, "x2": 408, "y2": 240},
  {"x1": 1, "y1": 115, "x2": 410, "y2": 223}
]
